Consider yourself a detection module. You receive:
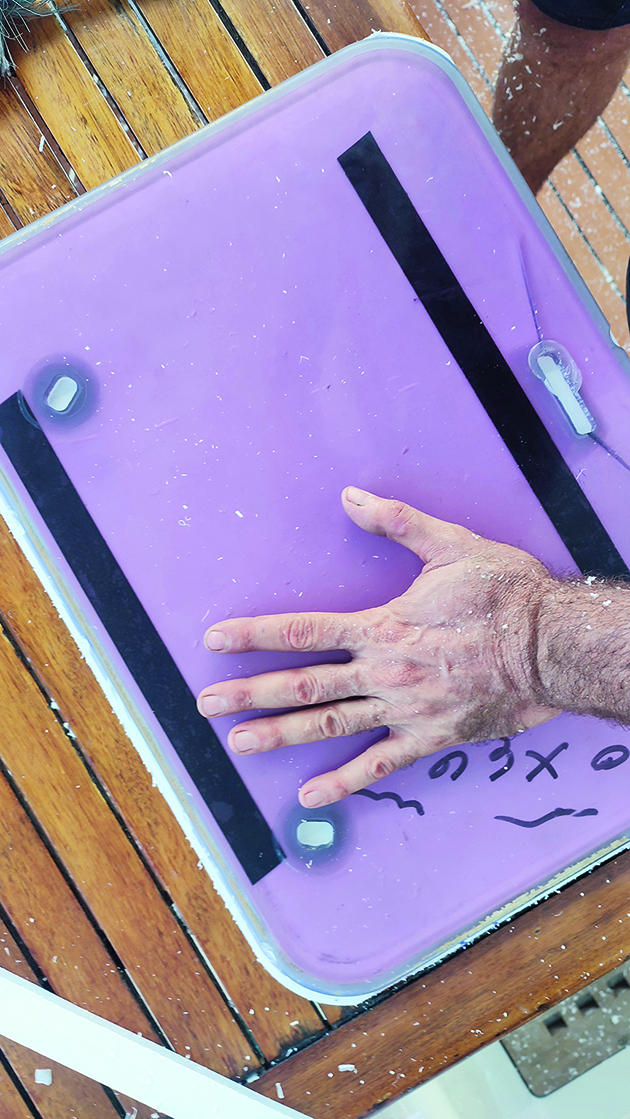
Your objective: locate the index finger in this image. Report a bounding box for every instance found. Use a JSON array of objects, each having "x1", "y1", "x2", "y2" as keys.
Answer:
[{"x1": 204, "y1": 610, "x2": 368, "y2": 654}]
